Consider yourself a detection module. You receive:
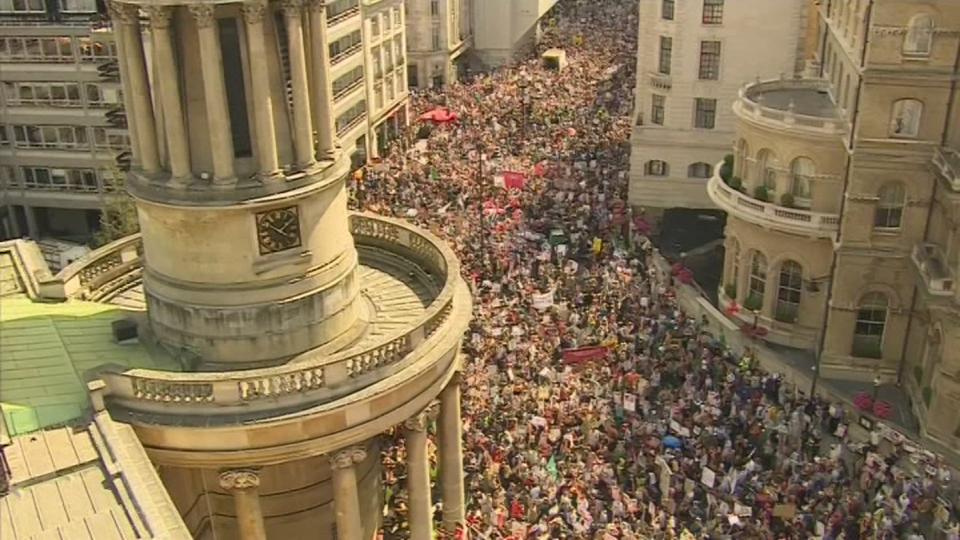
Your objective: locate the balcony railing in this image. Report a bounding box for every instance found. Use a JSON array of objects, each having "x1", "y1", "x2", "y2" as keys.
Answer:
[
  {"x1": 327, "y1": 6, "x2": 359, "y2": 26},
  {"x1": 648, "y1": 71, "x2": 671, "y2": 90},
  {"x1": 330, "y1": 43, "x2": 362, "y2": 66},
  {"x1": 707, "y1": 167, "x2": 839, "y2": 239},
  {"x1": 734, "y1": 77, "x2": 845, "y2": 135},
  {"x1": 76, "y1": 214, "x2": 467, "y2": 421},
  {"x1": 911, "y1": 243, "x2": 955, "y2": 297},
  {"x1": 933, "y1": 147, "x2": 960, "y2": 191}
]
